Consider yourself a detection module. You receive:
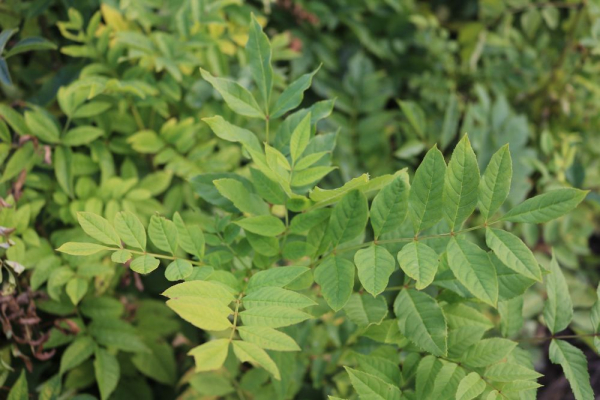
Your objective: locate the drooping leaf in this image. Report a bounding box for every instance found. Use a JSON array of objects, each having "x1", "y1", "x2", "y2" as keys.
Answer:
[
  {"x1": 408, "y1": 146, "x2": 446, "y2": 234},
  {"x1": 237, "y1": 326, "x2": 300, "y2": 351},
  {"x1": 7, "y1": 369, "x2": 28, "y2": 400},
  {"x1": 393, "y1": 289, "x2": 447, "y2": 356},
  {"x1": 188, "y1": 339, "x2": 229, "y2": 372},
  {"x1": 166, "y1": 298, "x2": 232, "y2": 331},
  {"x1": 94, "y1": 349, "x2": 120, "y2": 400},
  {"x1": 200, "y1": 69, "x2": 264, "y2": 119},
  {"x1": 549, "y1": 339, "x2": 594, "y2": 400},
  {"x1": 415, "y1": 355, "x2": 442, "y2": 399},
  {"x1": 479, "y1": 144, "x2": 512, "y2": 221},
  {"x1": 447, "y1": 237, "x2": 498, "y2": 307},
  {"x1": 543, "y1": 250, "x2": 573, "y2": 334},
  {"x1": 66, "y1": 277, "x2": 88, "y2": 305},
  {"x1": 314, "y1": 256, "x2": 355, "y2": 311},
  {"x1": 232, "y1": 340, "x2": 281, "y2": 380},
  {"x1": 60, "y1": 336, "x2": 95, "y2": 375},
  {"x1": 501, "y1": 188, "x2": 588, "y2": 223},
  {"x1": 397, "y1": 241, "x2": 438, "y2": 290},
  {"x1": 443, "y1": 135, "x2": 480, "y2": 231}
]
